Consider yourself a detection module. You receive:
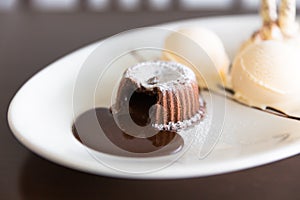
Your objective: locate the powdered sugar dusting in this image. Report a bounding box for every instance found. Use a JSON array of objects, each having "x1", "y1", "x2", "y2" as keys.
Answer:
[
  {"x1": 124, "y1": 61, "x2": 196, "y2": 91},
  {"x1": 152, "y1": 97, "x2": 206, "y2": 131}
]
